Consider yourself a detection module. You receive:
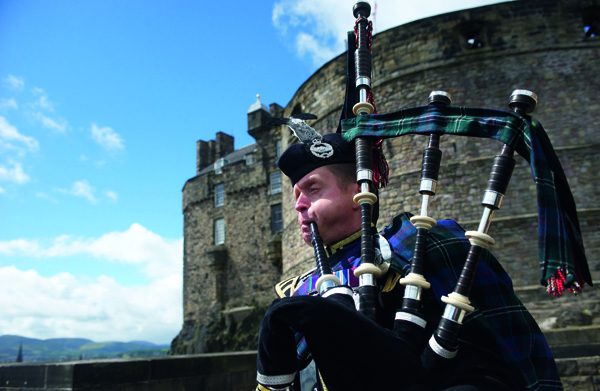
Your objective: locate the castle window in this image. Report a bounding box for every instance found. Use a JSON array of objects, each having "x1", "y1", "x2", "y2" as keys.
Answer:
[
  {"x1": 245, "y1": 153, "x2": 254, "y2": 165},
  {"x1": 270, "y1": 171, "x2": 282, "y2": 194},
  {"x1": 583, "y1": 7, "x2": 600, "y2": 37},
  {"x1": 272, "y1": 204, "x2": 283, "y2": 233},
  {"x1": 456, "y1": 21, "x2": 485, "y2": 49},
  {"x1": 214, "y1": 218, "x2": 225, "y2": 245},
  {"x1": 214, "y1": 184, "x2": 224, "y2": 207},
  {"x1": 276, "y1": 140, "x2": 282, "y2": 157}
]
